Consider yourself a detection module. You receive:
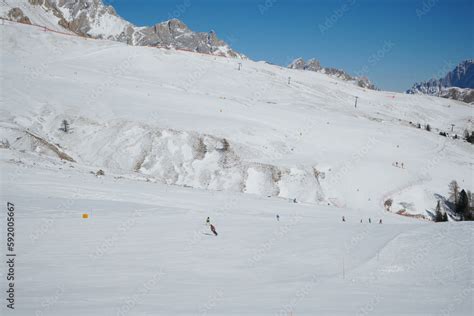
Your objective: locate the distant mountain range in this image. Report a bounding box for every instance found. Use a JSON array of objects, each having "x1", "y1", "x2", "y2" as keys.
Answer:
[
  {"x1": 407, "y1": 60, "x2": 474, "y2": 104},
  {"x1": 5, "y1": 0, "x2": 471, "y2": 100},
  {"x1": 3, "y1": 0, "x2": 244, "y2": 58},
  {"x1": 0, "y1": 0, "x2": 382, "y2": 90},
  {"x1": 288, "y1": 58, "x2": 378, "y2": 90}
]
